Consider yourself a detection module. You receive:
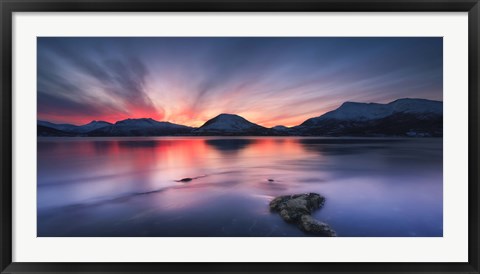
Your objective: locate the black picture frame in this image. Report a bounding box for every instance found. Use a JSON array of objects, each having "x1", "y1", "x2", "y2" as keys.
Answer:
[{"x1": 1, "y1": 0, "x2": 479, "y2": 273}]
